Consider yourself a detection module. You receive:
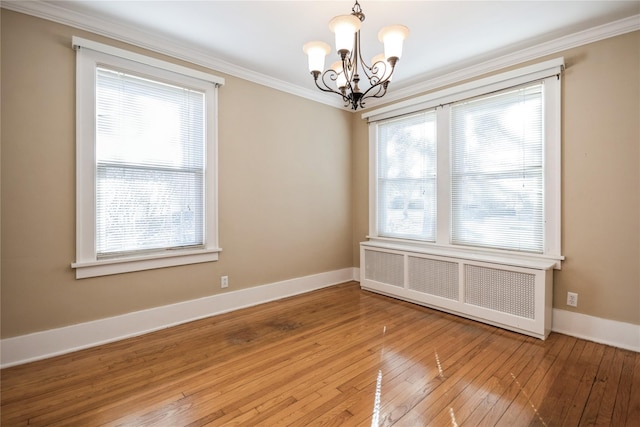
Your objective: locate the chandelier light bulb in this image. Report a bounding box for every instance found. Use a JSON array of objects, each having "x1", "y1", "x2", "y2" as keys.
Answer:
[
  {"x1": 378, "y1": 25, "x2": 409, "y2": 62},
  {"x1": 303, "y1": 41, "x2": 331, "y2": 73},
  {"x1": 328, "y1": 14, "x2": 361, "y2": 56}
]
